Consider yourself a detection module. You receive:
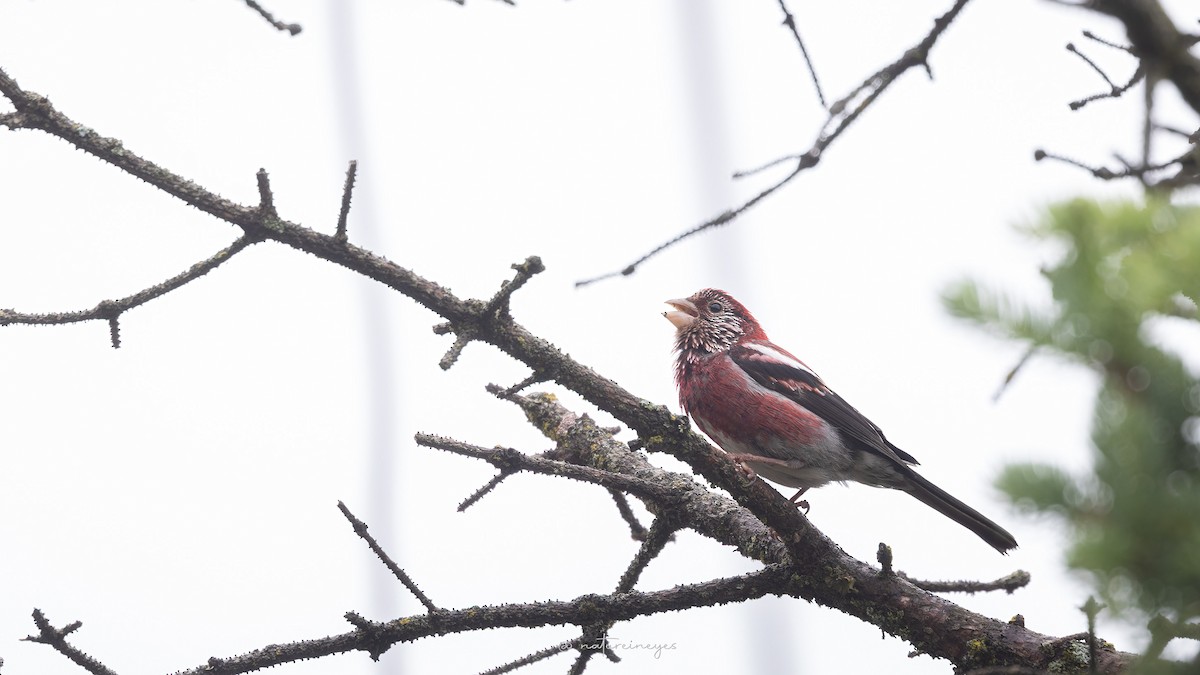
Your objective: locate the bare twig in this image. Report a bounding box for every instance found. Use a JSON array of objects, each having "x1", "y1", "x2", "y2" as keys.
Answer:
[
  {"x1": 243, "y1": 0, "x2": 302, "y2": 35},
  {"x1": 484, "y1": 256, "x2": 545, "y2": 317},
  {"x1": 335, "y1": 160, "x2": 357, "y2": 242},
  {"x1": 337, "y1": 501, "x2": 439, "y2": 614},
  {"x1": 731, "y1": 153, "x2": 803, "y2": 179},
  {"x1": 0, "y1": 237, "x2": 255, "y2": 347},
  {"x1": 1082, "y1": 596, "x2": 1105, "y2": 673},
  {"x1": 1146, "y1": 614, "x2": 1200, "y2": 664},
  {"x1": 1068, "y1": 63, "x2": 1145, "y2": 110},
  {"x1": 899, "y1": 570, "x2": 1032, "y2": 595},
  {"x1": 876, "y1": 543, "x2": 894, "y2": 576},
  {"x1": 574, "y1": 160, "x2": 811, "y2": 287},
  {"x1": 1085, "y1": 0, "x2": 1200, "y2": 114},
  {"x1": 609, "y1": 489, "x2": 651, "y2": 541},
  {"x1": 1067, "y1": 41, "x2": 1121, "y2": 90},
  {"x1": 478, "y1": 642, "x2": 568, "y2": 675},
  {"x1": 615, "y1": 518, "x2": 680, "y2": 592},
  {"x1": 457, "y1": 468, "x2": 517, "y2": 512},
  {"x1": 576, "y1": 0, "x2": 973, "y2": 286},
  {"x1": 23, "y1": 610, "x2": 118, "y2": 675},
  {"x1": 166, "y1": 565, "x2": 791, "y2": 675},
  {"x1": 1033, "y1": 146, "x2": 1194, "y2": 185},
  {"x1": 256, "y1": 168, "x2": 277, "y2": 218},
  {"x1": 491, "y1": 372, "x2": 552, "y2": 399},
  {"x1": 776, "y1": 0, "x2": 826, "y2": 107},
  {"x1": 955, "y1": 662, "x2": 1051, "y2": 667},
  {"x1": 1084, "y1": 30, "x2": 1136, "y2": 53},
  {"x1": 994, "y1": 344, "x2": 1037, "y2": 402},
  {"x1": 439, "y1": 333, "x2": 472, "y2": 370},
  {"x1": 416, "y1": 435, "x2": 684, "y2": 506},
  {"x1": 435, "y1": 256, "x2": 545, "y2": 369},
  {"x1": 106, "y1": 315, "x2": 121, "y2": 349}
]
